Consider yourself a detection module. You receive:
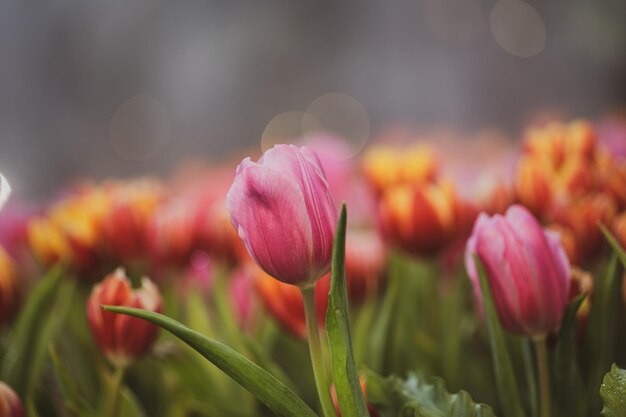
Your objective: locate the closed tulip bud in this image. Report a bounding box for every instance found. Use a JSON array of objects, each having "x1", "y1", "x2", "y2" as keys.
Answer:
[
  {"x1": 254, "y1": 270, "x2": 328, "y2": 338},
  {"x1": 0, "y1": 248, "x2": 20, "y2": 326},
  {"x1": 0, "y1": 382, "x2": 25, "y2": 417},
  {"x1": 465, "y1": 205, "x2": 570, "y2": 337},
  {"x1": 87, "y1": 269, "x2": 161, "y2": 366},
  {"x1": 379, "y1": 181, "x2": 462, "y2": 256},
  {"x1": 227, "y1": 145, "x2": 338, "y2": 287}
]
